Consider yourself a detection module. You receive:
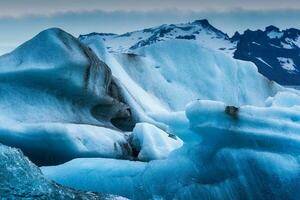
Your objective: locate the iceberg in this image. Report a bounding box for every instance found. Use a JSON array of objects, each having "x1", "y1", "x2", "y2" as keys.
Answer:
[
  {"x1": 0, "y1": 28, "x2": 135, "y2": 165},
  {"x1": 42, "y1": 98, "x2": 300, "y2": 199},
  {"x1": 1, "y1": 26, "x2": 300, "y2": 199},
  {"x1": 0, "y1": 143, "x2": 127, "y2": 199},
  {"x1": 130, "y1": 123, "x2": 183, "y2": 161}
]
